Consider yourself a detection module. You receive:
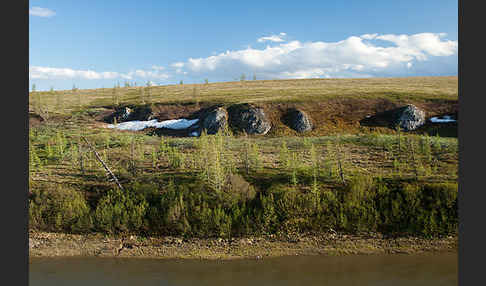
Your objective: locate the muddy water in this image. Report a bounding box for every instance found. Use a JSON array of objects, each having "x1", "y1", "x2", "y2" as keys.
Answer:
[{"x1": 30, "y1": 253, "x2": 457, "y2": 286}]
